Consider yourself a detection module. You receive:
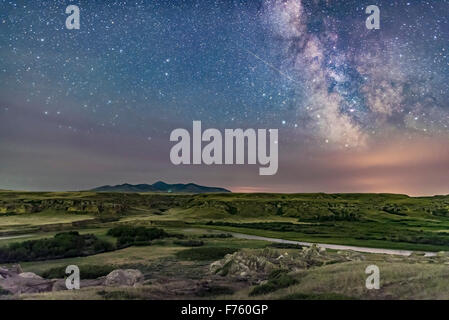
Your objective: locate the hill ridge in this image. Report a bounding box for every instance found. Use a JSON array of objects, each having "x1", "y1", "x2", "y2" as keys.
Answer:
[{"x1": 89, "y1": 181, "x2": 230, "y2": 193}]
